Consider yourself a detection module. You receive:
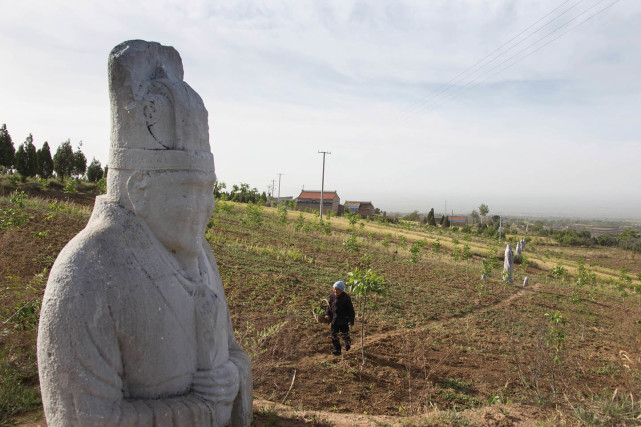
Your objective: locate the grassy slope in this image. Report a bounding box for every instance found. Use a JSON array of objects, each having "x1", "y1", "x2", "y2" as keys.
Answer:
[{"x1": 2, "y1": 193, "x2": 641, "y2": 425}]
